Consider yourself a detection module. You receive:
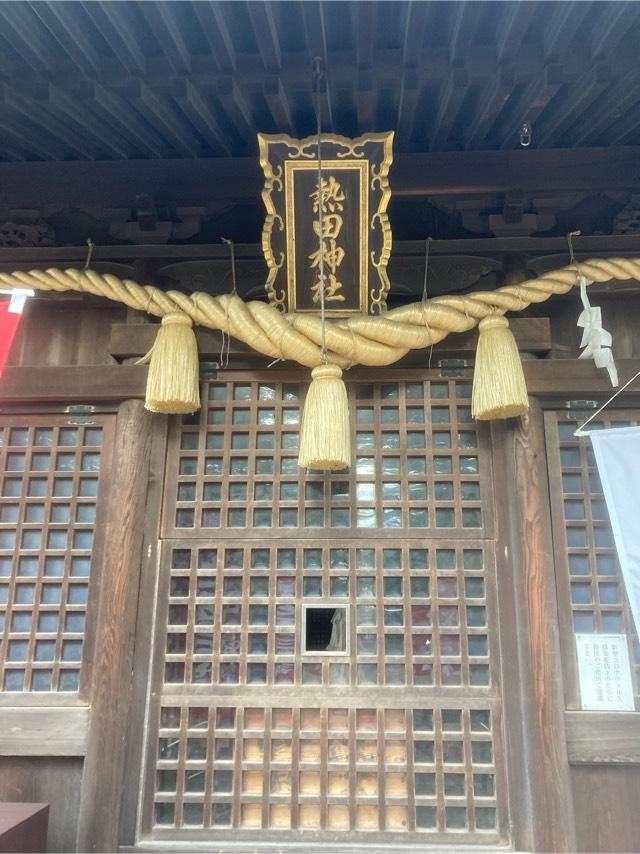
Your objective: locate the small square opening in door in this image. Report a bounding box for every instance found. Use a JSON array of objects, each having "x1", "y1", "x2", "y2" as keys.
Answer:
[{"x1": 303, "y1": 605, "x2": 349, "y2": 654}]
